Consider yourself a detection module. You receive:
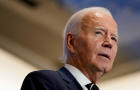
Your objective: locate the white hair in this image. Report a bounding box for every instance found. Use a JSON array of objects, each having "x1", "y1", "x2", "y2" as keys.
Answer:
[{"x1": 63, "y1": 7, "x2": 113, "y2": 63}]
